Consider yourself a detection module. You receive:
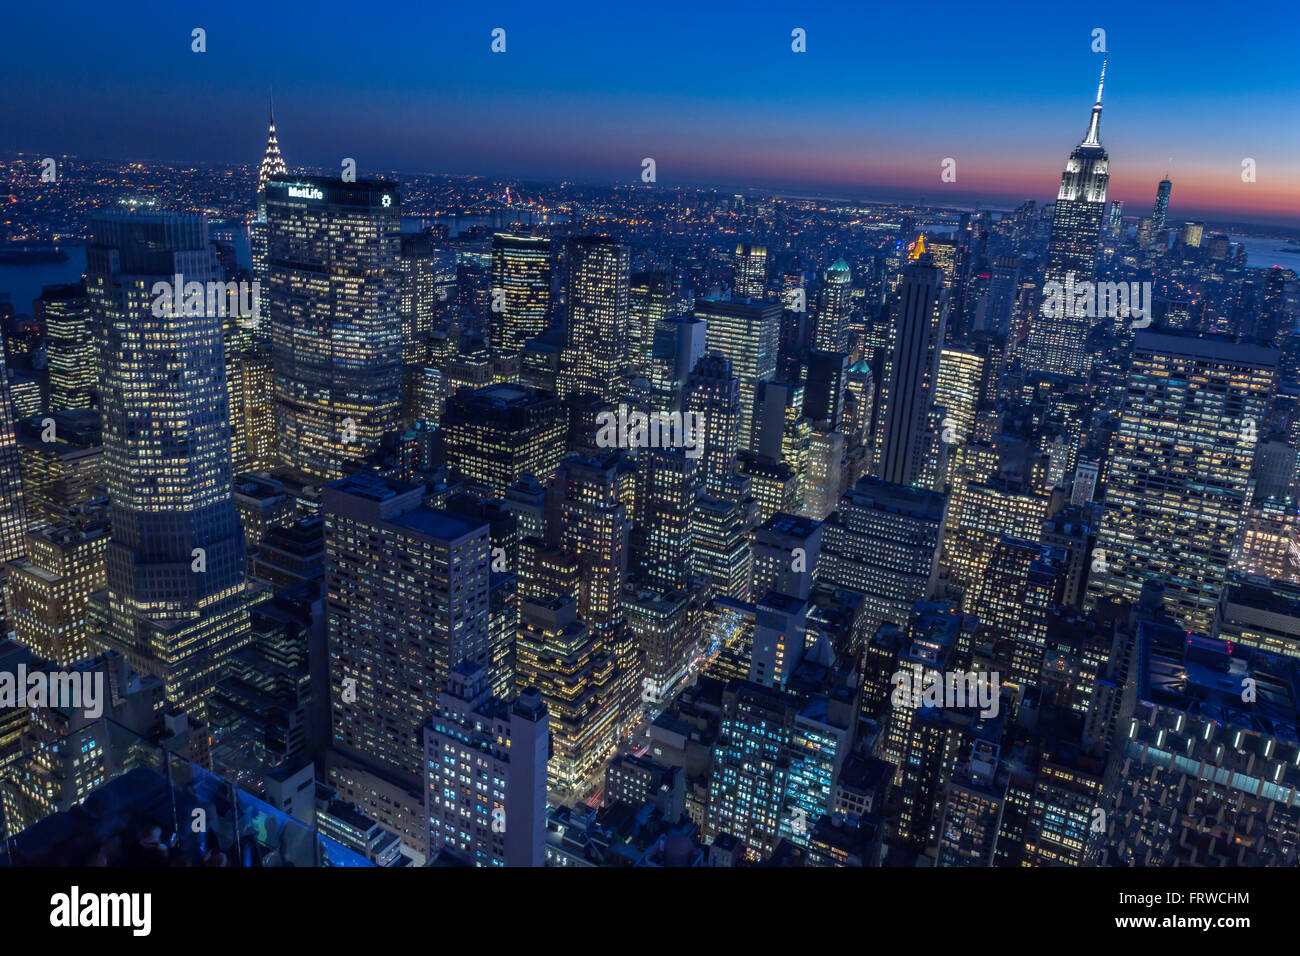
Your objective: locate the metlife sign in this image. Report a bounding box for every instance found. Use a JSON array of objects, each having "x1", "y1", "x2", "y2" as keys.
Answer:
[{"x1": 287, "y1": 185, "x2": 324, "y2": 200}]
